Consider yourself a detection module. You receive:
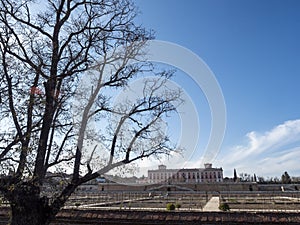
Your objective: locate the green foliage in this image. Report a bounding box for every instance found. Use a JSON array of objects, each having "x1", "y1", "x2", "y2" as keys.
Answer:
[
  {"x1": 166, "y1": 203, "x2": 176, "y2": 211},
  {"x1": 228, "y1": 198, "x2": 237, "y2": 203},
  {"x1": 175, "y1": 203, "x2": 181, "y2": 209},
  {"x1": 219, "y1": 203, "x2": 230, "y2": 211}
]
